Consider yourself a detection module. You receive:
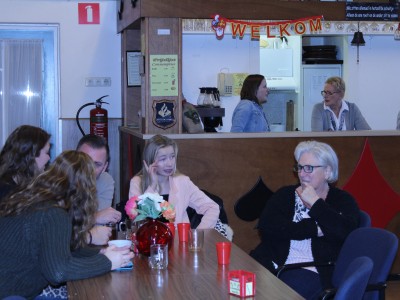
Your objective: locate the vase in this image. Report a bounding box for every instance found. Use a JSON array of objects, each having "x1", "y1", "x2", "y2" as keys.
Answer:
[{"x1": 134, "y1": 218, "x2": 173, "y2": 256}]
